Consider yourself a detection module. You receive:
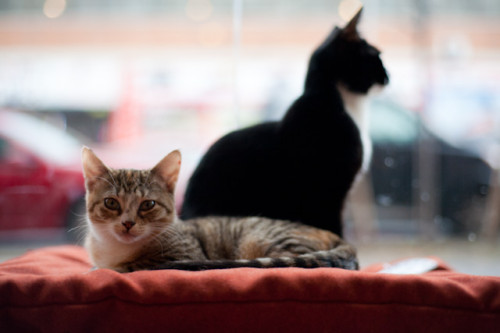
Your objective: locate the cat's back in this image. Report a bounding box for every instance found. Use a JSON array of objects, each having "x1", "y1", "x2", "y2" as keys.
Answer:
[
  {"x1": 182, "y1": 216, "x2": 342, "y2": 260},
  {"x1": 180, "y1": 216, "x2": 273, "y2": 259},
  {"x1": 200, "y1": 121, "x2": 280, "y2": 162},
  {"x1": 181, "y1": 122, "x2": 281, "y2": 219}
]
